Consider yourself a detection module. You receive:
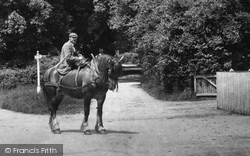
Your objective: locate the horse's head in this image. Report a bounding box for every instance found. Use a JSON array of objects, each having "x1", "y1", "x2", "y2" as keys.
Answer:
[
  {"x1": 95, "y1": 54, "x2": 123, "y2": 91},
  {"x1": 107, "y1": 56, "x2": 123, "y2": 90}
]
